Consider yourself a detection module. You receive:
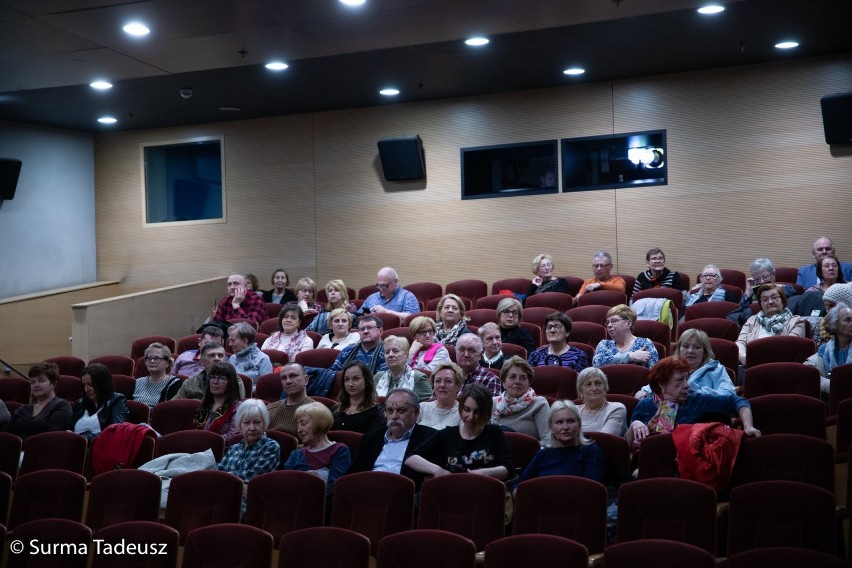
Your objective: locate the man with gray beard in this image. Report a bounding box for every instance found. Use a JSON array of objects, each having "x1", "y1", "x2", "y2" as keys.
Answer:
[{"x1": 348, "y1": 387, "x2": 437, "y2": 490}]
